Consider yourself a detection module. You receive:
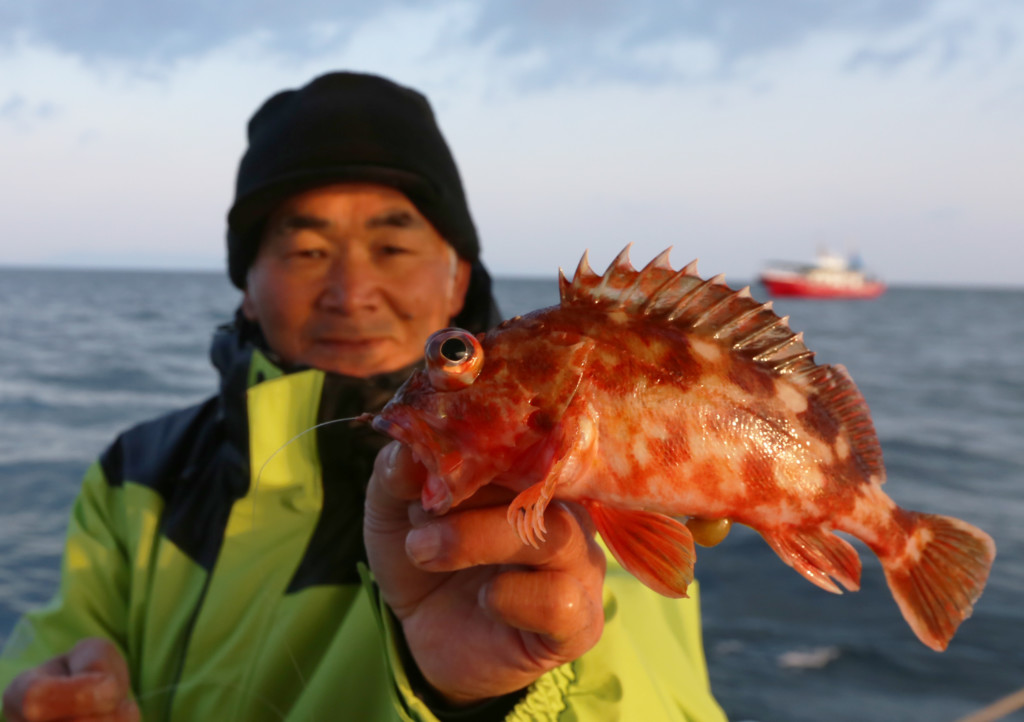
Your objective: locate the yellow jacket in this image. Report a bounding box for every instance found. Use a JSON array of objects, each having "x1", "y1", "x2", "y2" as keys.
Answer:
[{"x1": 1, "y1": 326, "x2": 726, "y2": 721}]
